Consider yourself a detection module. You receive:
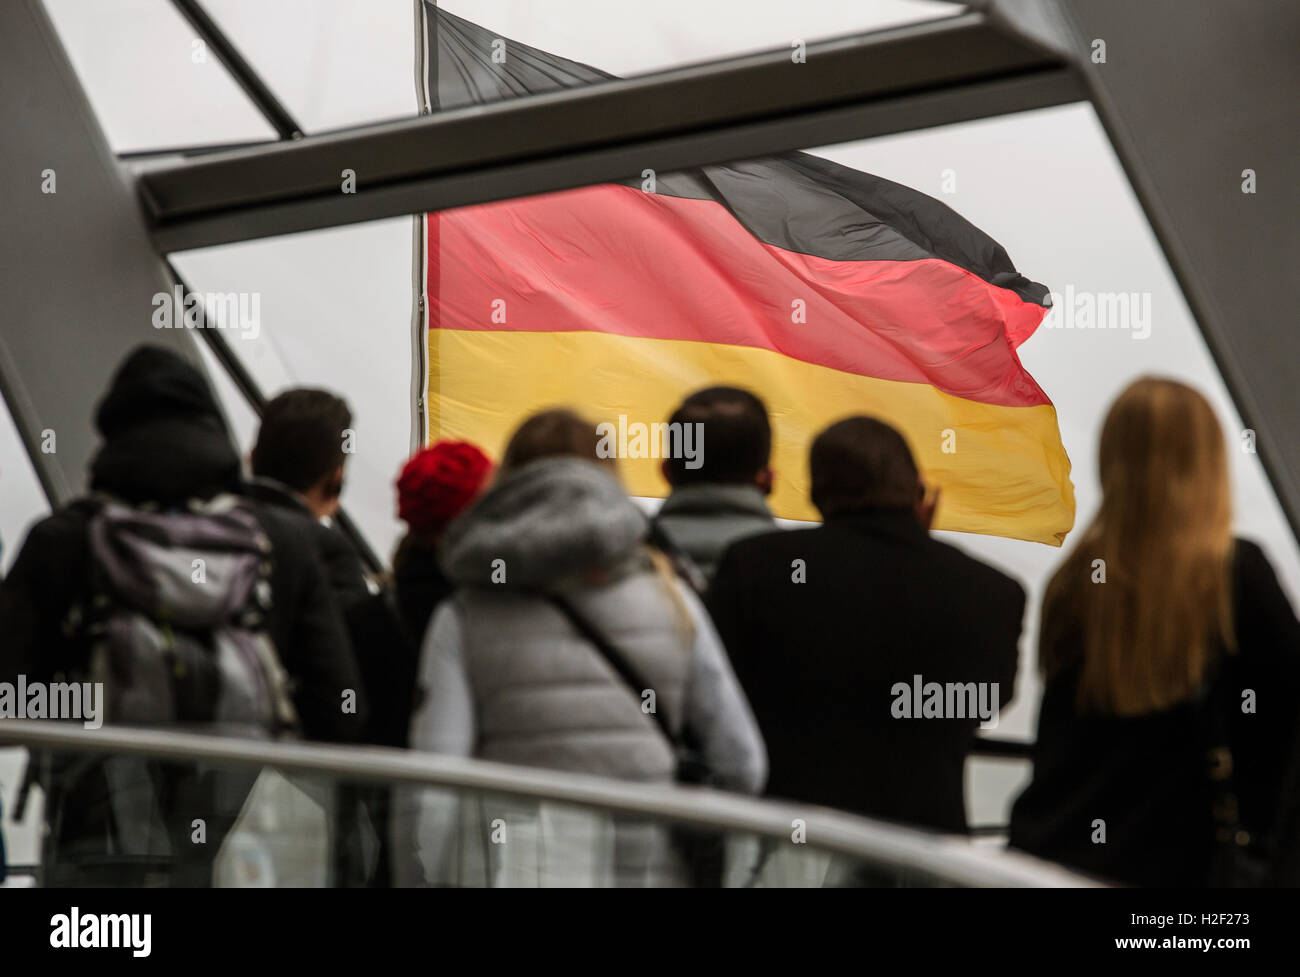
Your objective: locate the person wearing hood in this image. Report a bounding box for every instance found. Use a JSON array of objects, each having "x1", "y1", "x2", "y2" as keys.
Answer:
[
  {"x1": 0, "y1": 344, "x2": 363, "y2": 744},
  {"x1": 398, "y1": 408, "x2": 765, "y2": 886}
]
